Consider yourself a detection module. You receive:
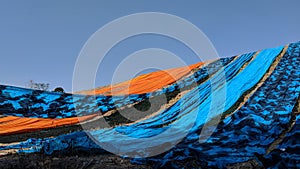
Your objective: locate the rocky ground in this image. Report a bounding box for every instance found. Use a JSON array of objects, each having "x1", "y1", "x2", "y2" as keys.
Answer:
[
  {"x1": 0, "y1": 152, "x2": 268, "y2": 169},
  {"x1": 0, "y1": 153, "x2": 152, "y2": 169}
]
